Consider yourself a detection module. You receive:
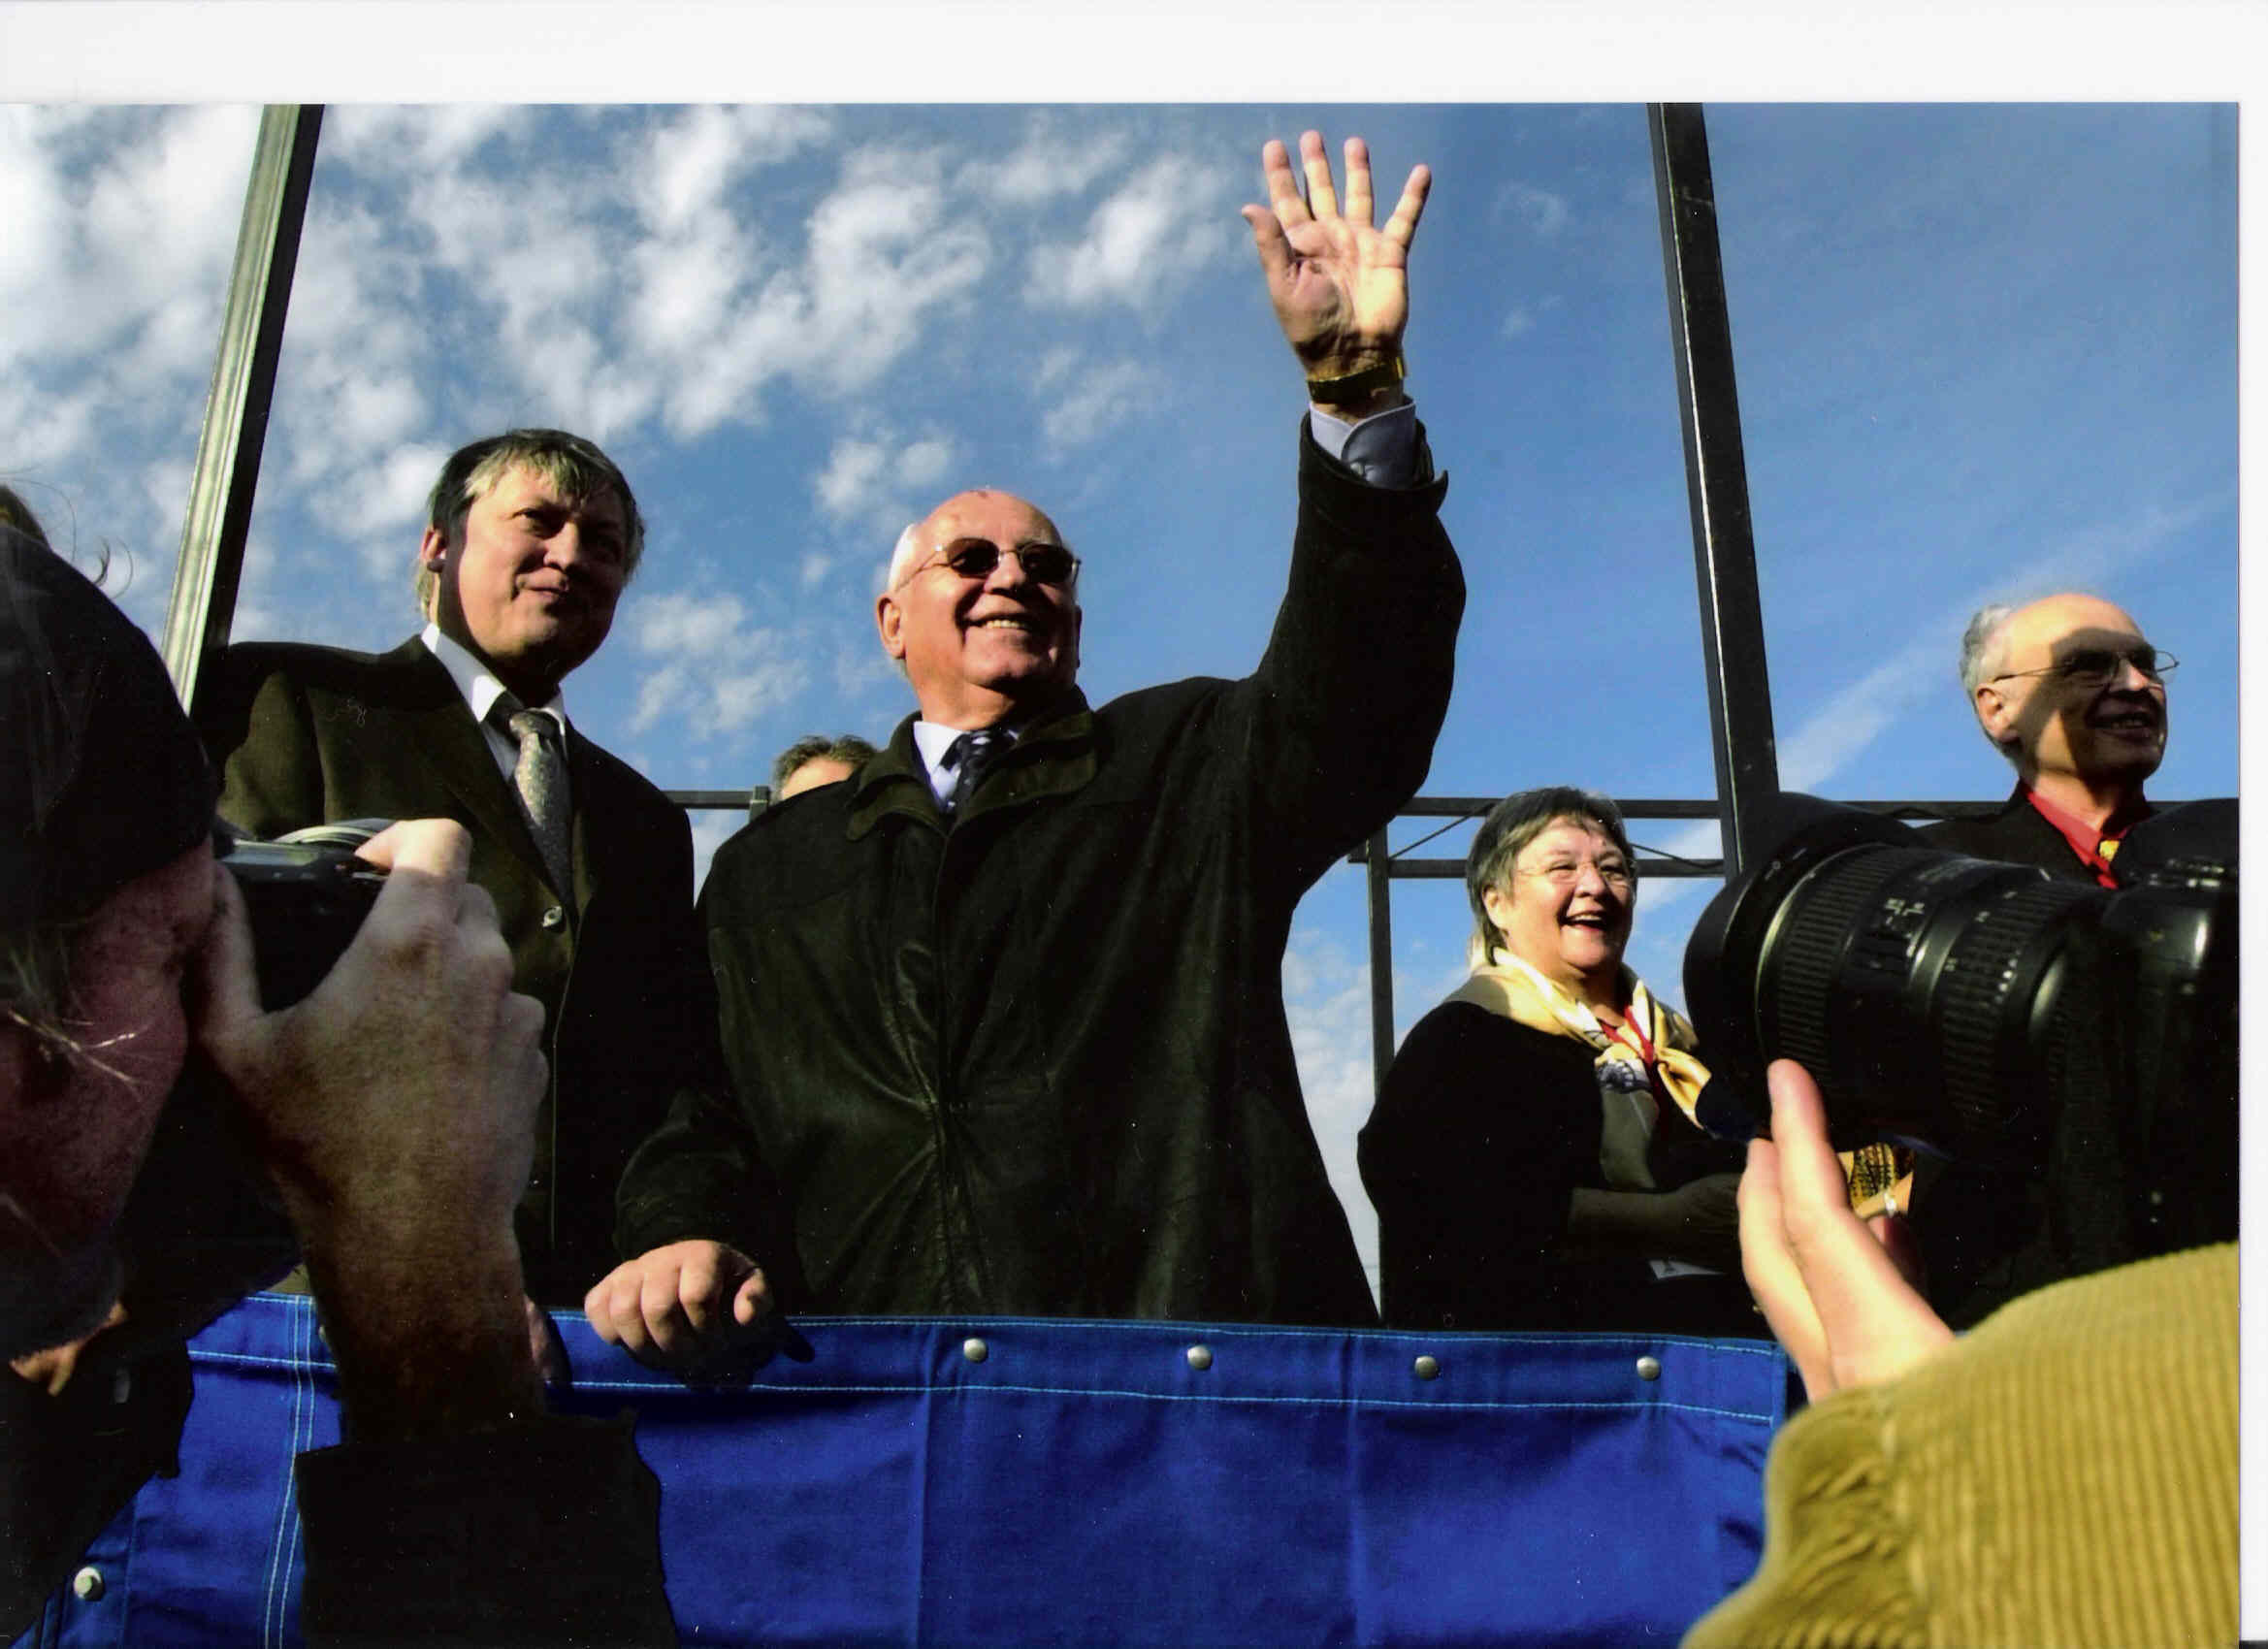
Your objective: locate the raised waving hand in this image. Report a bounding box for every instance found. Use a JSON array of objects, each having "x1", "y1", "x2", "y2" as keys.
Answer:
[{"x1": 1243, "y1": 131, "x2": 1430, "y2": 387}]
